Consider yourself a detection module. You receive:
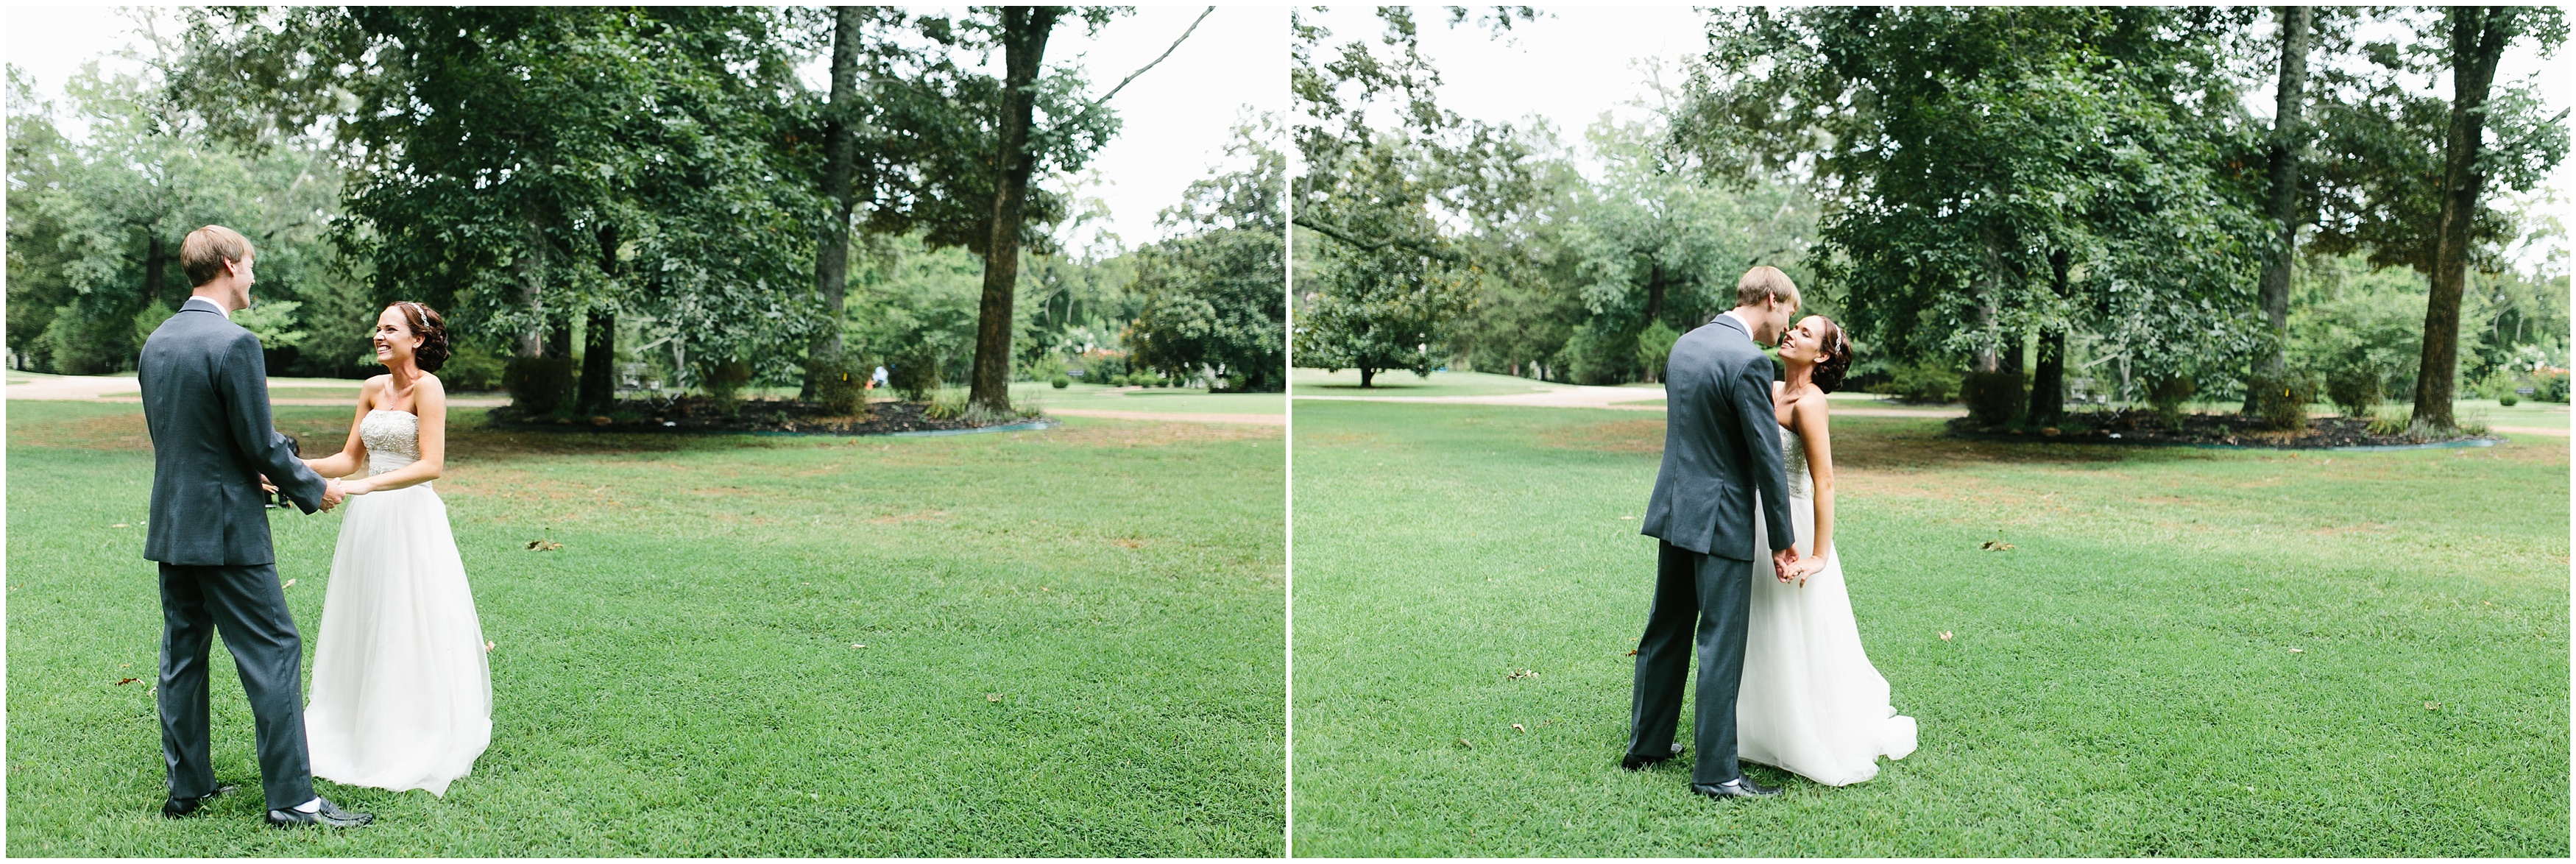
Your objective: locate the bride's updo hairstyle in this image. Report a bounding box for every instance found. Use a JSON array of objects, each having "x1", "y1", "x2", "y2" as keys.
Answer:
[
  {"x1": 388, "y1": 301, "x2": 451, "y2": 373},
  {"x1": 1811, "y1": 315, "x2": 1853, "y2": 394}
]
